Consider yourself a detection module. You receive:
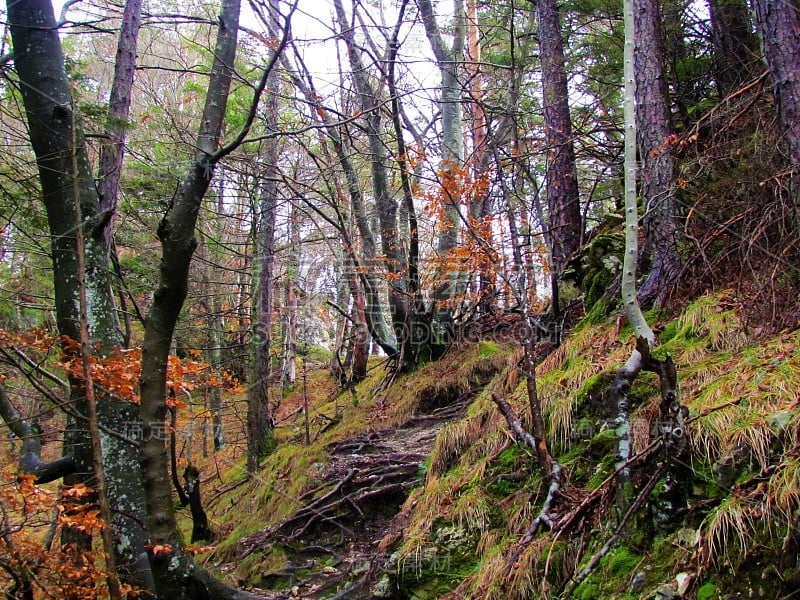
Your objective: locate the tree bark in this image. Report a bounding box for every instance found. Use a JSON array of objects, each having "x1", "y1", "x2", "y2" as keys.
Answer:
[
  {"x1": 751, "y1": 0, "x2": 800, "y2": 180},
  {"x1": 6, "y1": 0, "x2": 153, "y2": 591},
  {"x1": 632, "y1": 0, "x2": 682, "y2": 306},
  {"x1": 333, "y1": 0, "x2": 410, "y2": 362},
  {"x1": 536, "y1": 0, "x2": 582, "y2": 277},
  {"x1": 388, "y1": 0, "x2": 426, "y2": 369},
  {"x1": 96, "y1": 0, "x2": 142, "y2": 253},
  {"x1": 183, "y1": 465, "x2": 214, "y2": 543},
  {"x1": 617, "y1": 0, "x2": 658, "y2": 514},
  {"x1": 139, "y1": 2, "x2": 242, "y2": 588}
]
